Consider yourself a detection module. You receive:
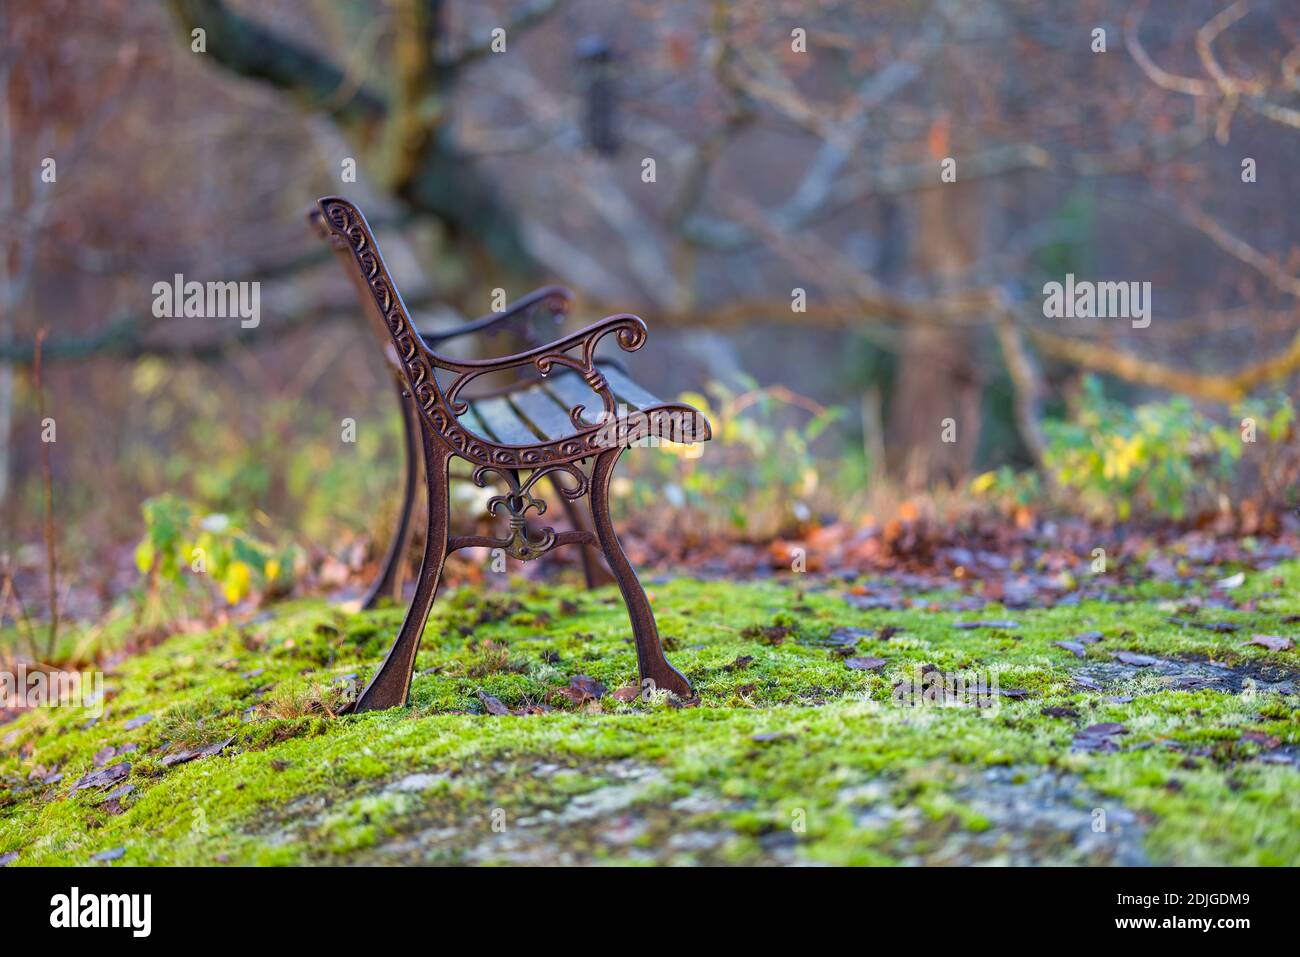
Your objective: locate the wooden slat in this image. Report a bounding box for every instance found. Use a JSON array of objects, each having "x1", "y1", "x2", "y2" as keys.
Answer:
[
  {"x1": 542, "y1": 372, "x2": 606, "y2": 420},
  {"x1": 509, "y1": 386, "x2": 576, "y2": 440},
  {"x1": 457, "y1": 405, "x2": 491, "y2": 440},
  {"x1": 600, "y1": 364, "x2": 661, "y2": 411},
  {"x1": 469, "y1": 396, "x2": 542, "y2": 445}
]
